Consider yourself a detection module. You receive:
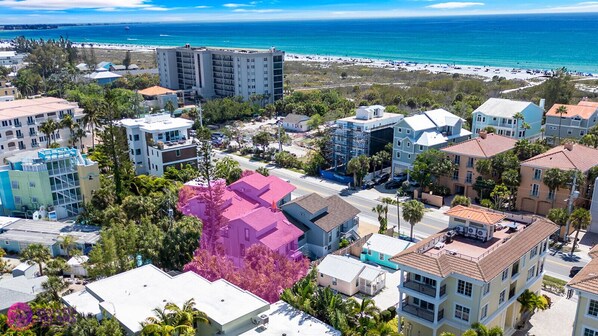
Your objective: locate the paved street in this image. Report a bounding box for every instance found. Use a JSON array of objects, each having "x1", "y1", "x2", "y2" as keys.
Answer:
[{"x1": 216, "y1": 151, "x2": 587, "y2": 280}]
